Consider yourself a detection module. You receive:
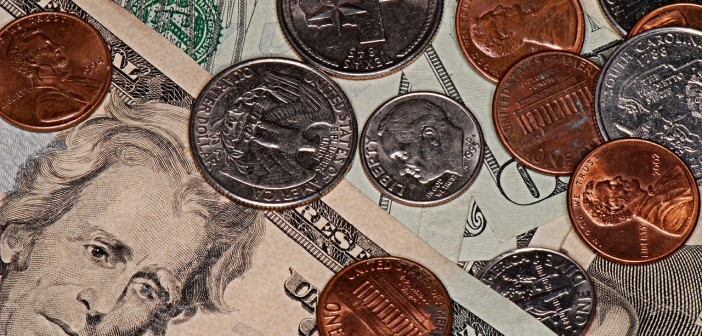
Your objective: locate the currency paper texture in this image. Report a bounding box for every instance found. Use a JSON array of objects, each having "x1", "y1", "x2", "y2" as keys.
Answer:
[{"x1": 0, "y1": 0, "x2": 554, "y2": 335}]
